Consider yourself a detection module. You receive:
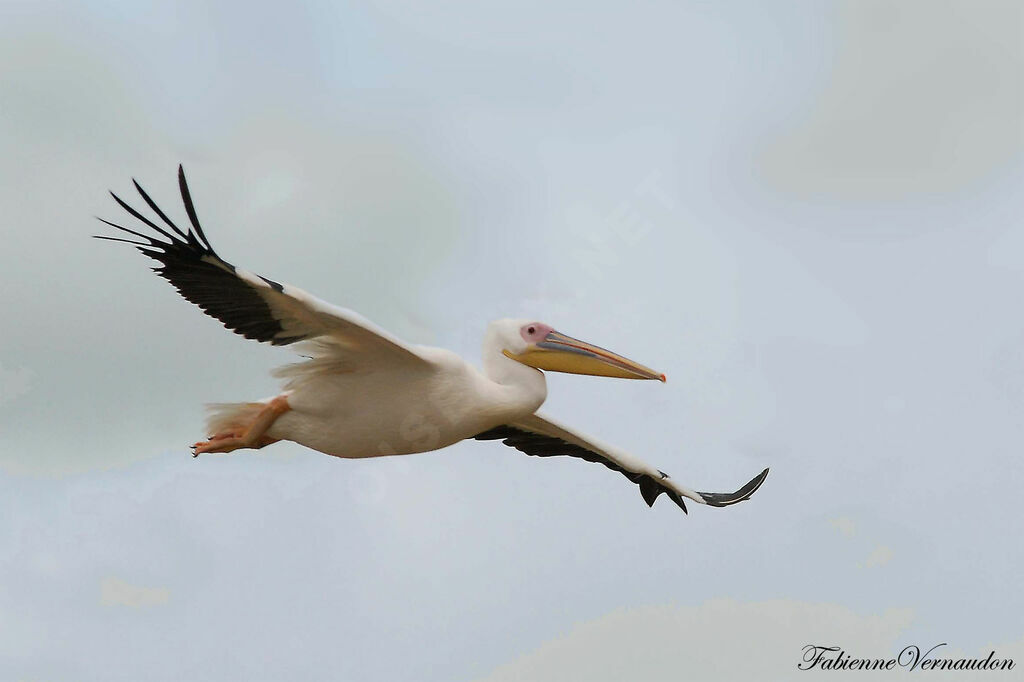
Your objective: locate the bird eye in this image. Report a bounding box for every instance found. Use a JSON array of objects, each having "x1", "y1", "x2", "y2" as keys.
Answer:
[{"x1": 527, "y1": 326, "x2": 536, "y2": 335}]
